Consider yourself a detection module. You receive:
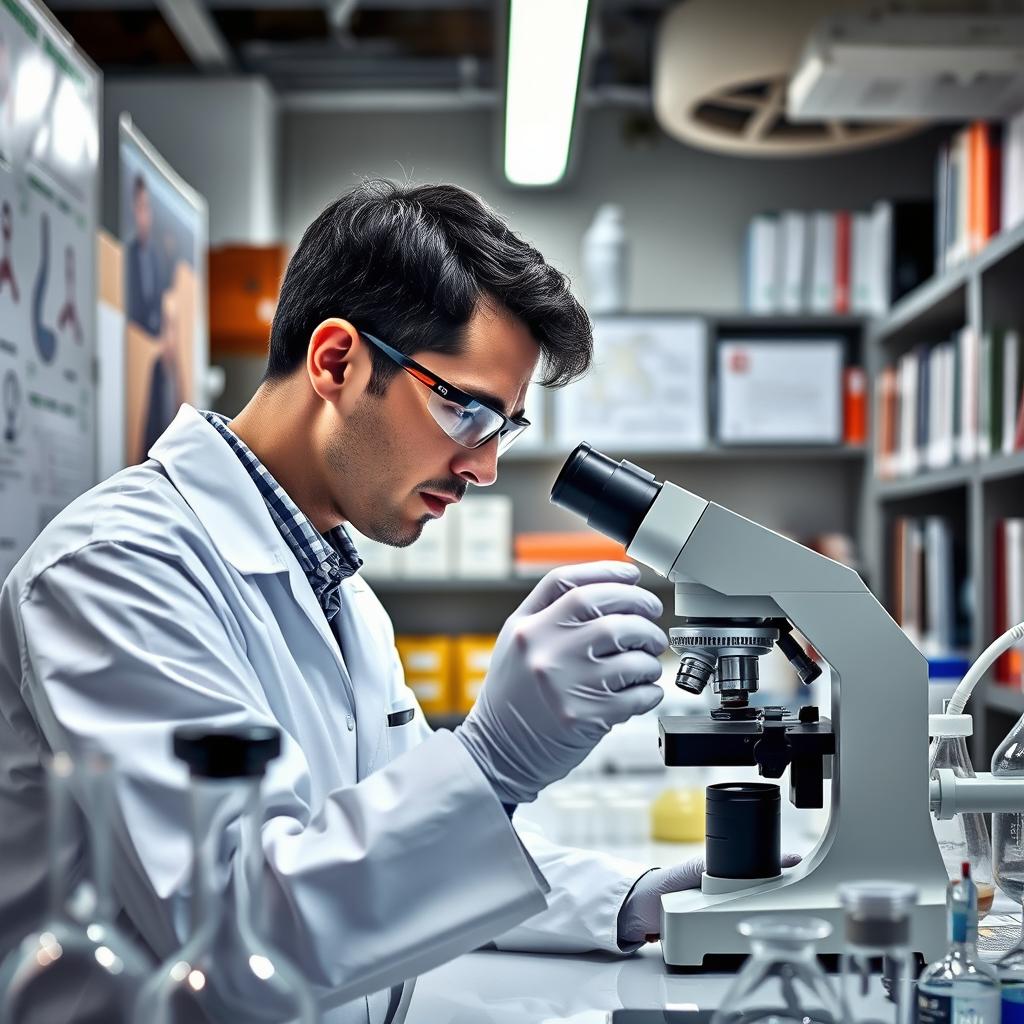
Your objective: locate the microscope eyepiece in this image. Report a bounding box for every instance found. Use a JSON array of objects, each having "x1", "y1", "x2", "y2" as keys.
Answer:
[{"x1": 551, "y1": 443, "x2": 662, "y2": 547}]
